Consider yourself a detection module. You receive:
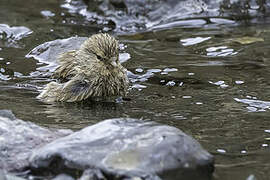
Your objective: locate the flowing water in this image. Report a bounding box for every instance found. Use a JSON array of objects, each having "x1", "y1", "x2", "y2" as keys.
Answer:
[{"x1": 1, "y1": 0, "x2": 270, "y2": 179}]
